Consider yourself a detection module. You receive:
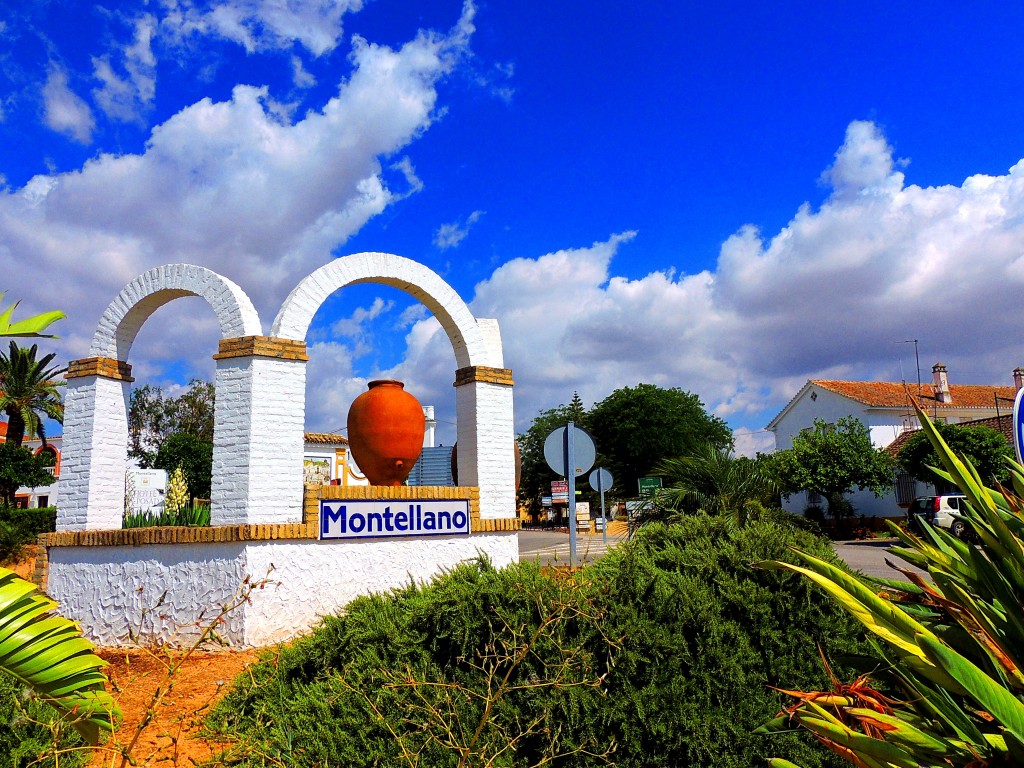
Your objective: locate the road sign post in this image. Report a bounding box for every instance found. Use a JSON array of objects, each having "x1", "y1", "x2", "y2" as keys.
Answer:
[
  {"x1": 544, "y1": 422, "x2": 596, "y2": 567},
  {"x1": 589, "y1": 467, "x2": 614, "y2": 546}
]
